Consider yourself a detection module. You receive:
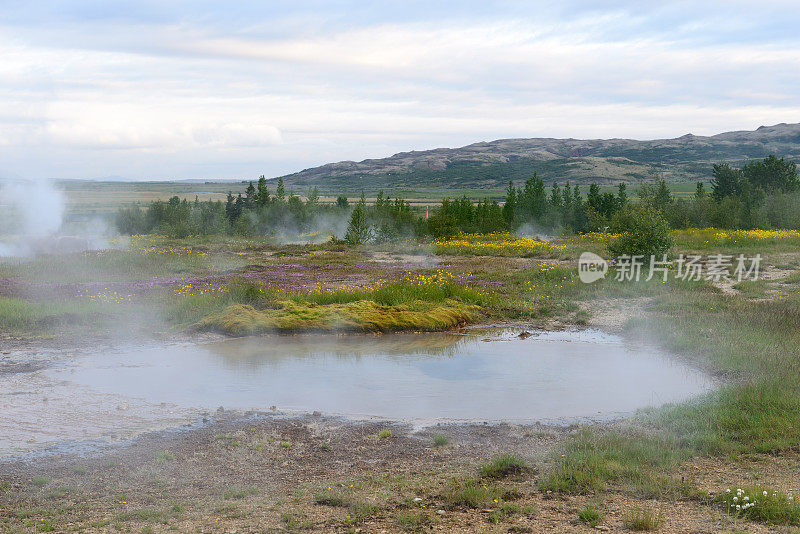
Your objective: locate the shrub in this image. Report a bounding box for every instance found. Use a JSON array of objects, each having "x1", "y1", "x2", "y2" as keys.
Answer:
[
  {"x1": 433, "y1": 434, "x2": 449, "y2": 447},
  {"x1": 608, "y1": 206, "x2": 674, "y2": 258}
]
